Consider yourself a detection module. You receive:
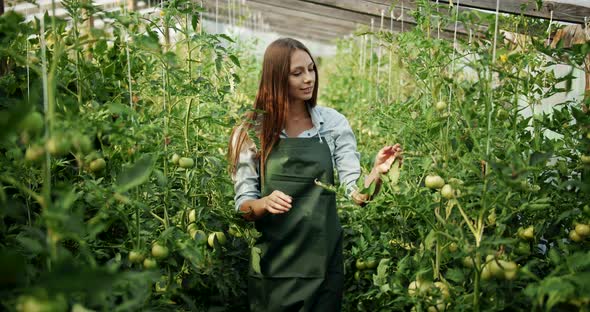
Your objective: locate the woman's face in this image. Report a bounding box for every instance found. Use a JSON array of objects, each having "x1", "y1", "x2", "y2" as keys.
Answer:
[{"x1": 288, "y1": 49, "x2": 315, "y2": 103}]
